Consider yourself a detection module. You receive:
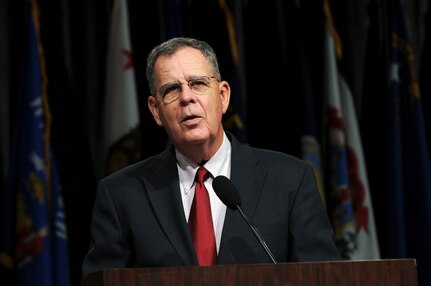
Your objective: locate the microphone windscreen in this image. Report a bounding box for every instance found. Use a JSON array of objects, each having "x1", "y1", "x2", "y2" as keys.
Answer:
[{"x1": 212, "y1": 176, "x2": 241, "y2": 210}]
